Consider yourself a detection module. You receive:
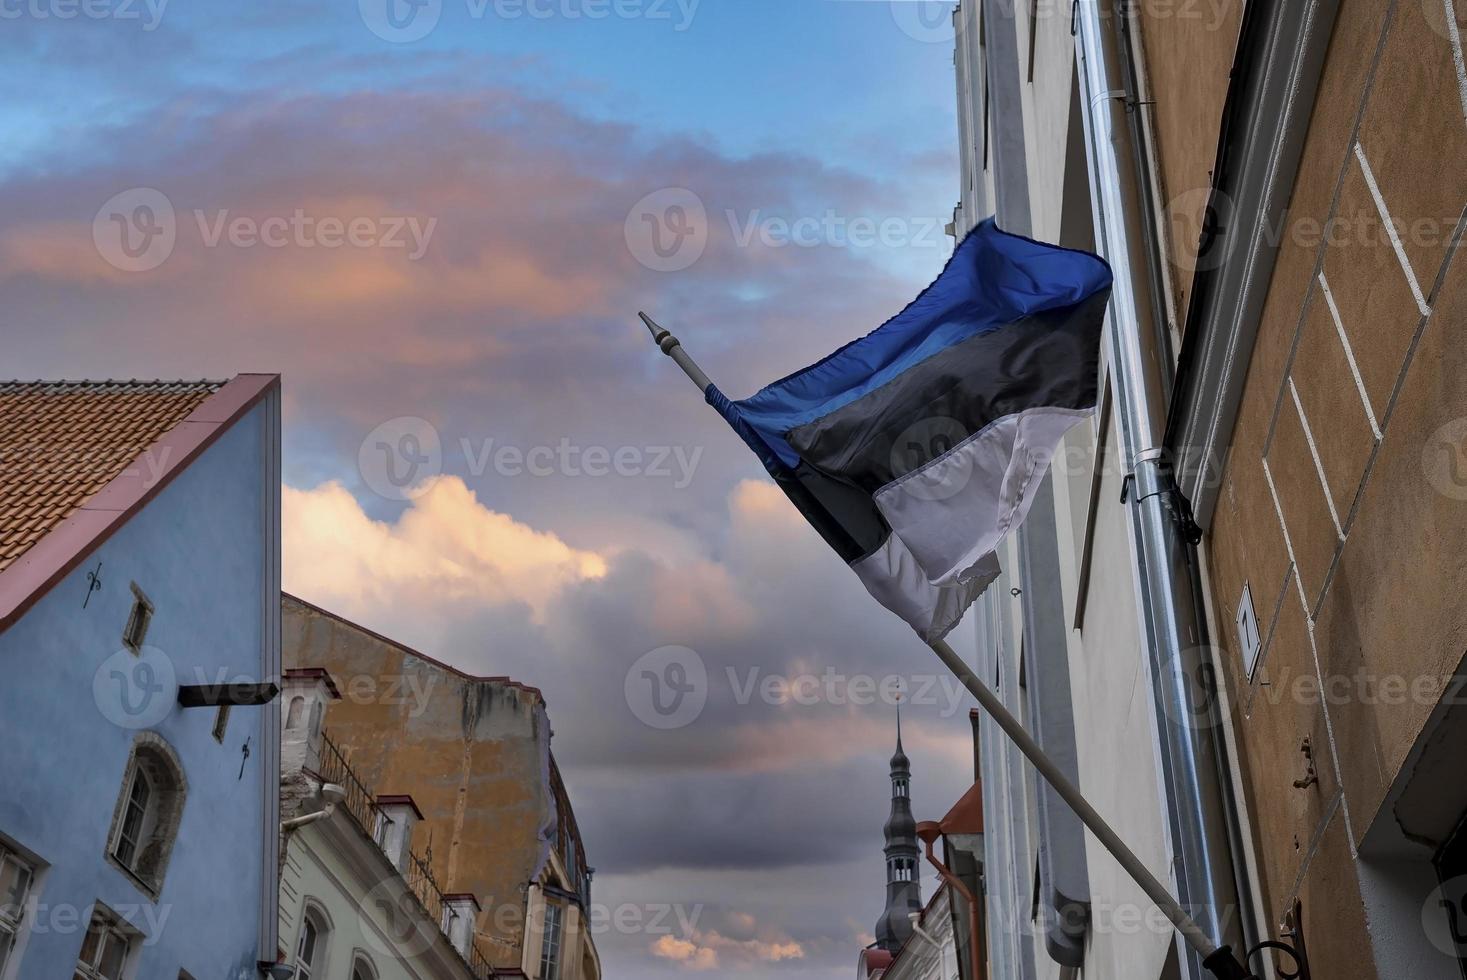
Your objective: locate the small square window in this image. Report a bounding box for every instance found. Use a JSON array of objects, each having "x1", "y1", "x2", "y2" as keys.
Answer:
[
  {"x1": 211, "y1": 705, "x2": 231, "y2": 744},
  {"x1": 73, "y1": 906, "x2": 133, "y2": 980},
  {"x1": 122, "y1": 584, "x2": 153, "y2": 653},
  {"x1": 0, "y1": 843, "x2": 37, "y2": 976}
]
